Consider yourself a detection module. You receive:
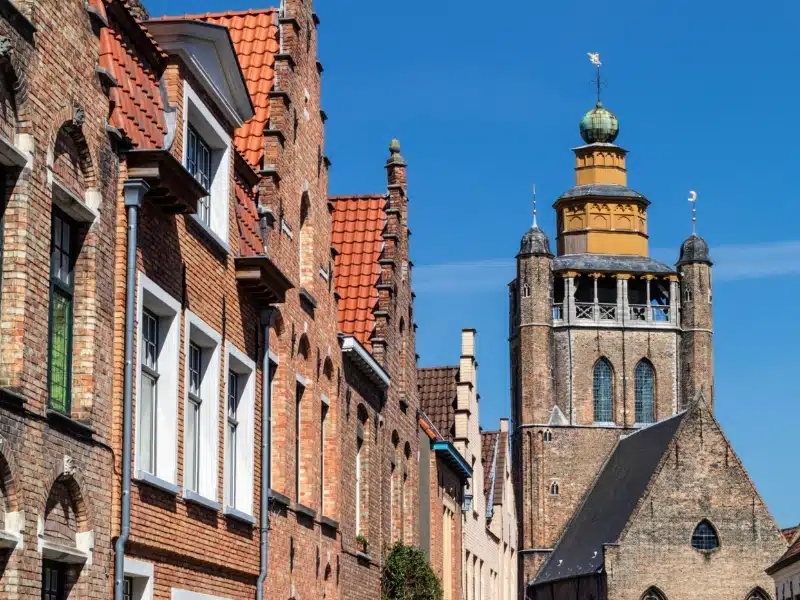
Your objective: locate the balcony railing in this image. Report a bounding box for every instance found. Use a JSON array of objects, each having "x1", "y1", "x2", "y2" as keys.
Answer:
[{"x1": 556, "y1": 303, "x2": 674, "y2": 326}]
